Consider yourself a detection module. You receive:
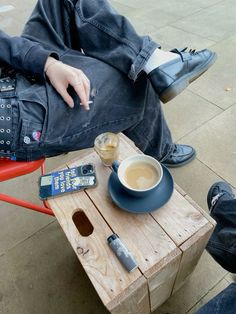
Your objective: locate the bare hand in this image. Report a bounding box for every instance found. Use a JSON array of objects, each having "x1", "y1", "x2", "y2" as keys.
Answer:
[{"x1": 44, "y1": 56, "x2": 90, "y2": 110}]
